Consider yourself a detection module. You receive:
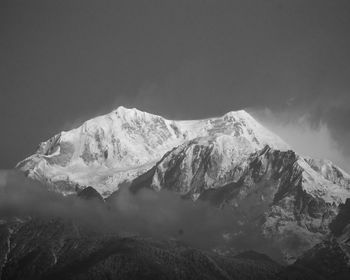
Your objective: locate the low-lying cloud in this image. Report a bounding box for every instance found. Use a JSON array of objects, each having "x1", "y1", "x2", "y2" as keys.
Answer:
[{"x1": 0, "y1": 170, "x2": 284, "y2": 261}]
